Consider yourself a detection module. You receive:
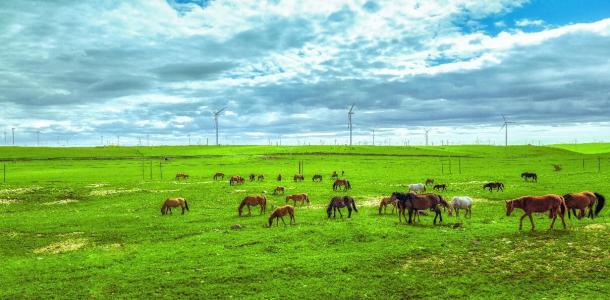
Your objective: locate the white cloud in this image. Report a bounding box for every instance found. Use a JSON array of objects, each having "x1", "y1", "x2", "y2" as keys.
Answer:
[{"x1": 515, "y1": 18, "x2": 545, "y2": 27}]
